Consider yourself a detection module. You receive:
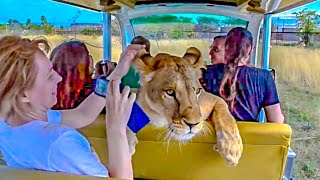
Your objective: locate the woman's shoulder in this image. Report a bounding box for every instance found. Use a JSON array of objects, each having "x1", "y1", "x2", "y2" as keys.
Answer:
[
  {"x1": 239, "y1": 66, "x2": 271, "y2": 77},
  {"x1": 206, "y1": 63, "x2": 225, "y2": 71},
  {"x1": 204, "y1": 63, "x2": 225, "y2": 77}
]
